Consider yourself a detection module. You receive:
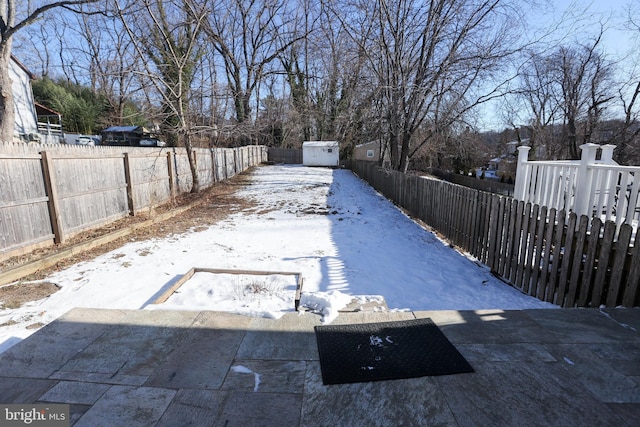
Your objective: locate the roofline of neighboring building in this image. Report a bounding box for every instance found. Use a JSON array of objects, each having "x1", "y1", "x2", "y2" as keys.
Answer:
[
  {"x1": 35, "y1": 101, "x2": 62, "y2": 117},
  {"x1": 355, "y1": 140, "x2": 381, "y2": 148},
  {"x1": 10, "y1": 55, "x2": 36, "y2": 80}
]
